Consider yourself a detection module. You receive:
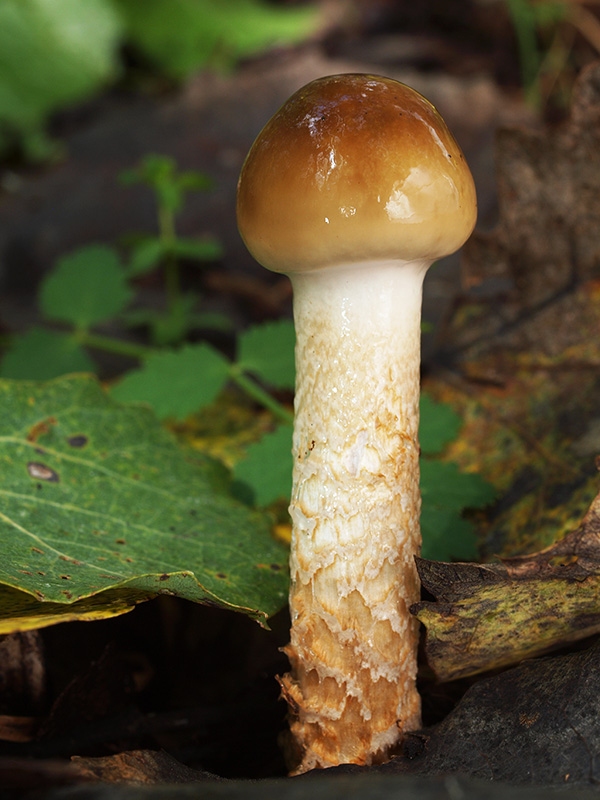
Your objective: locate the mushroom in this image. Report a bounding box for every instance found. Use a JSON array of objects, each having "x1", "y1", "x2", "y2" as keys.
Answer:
[{"x1": 236, "y1": 74, "x2": 476, "y2": 773}]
